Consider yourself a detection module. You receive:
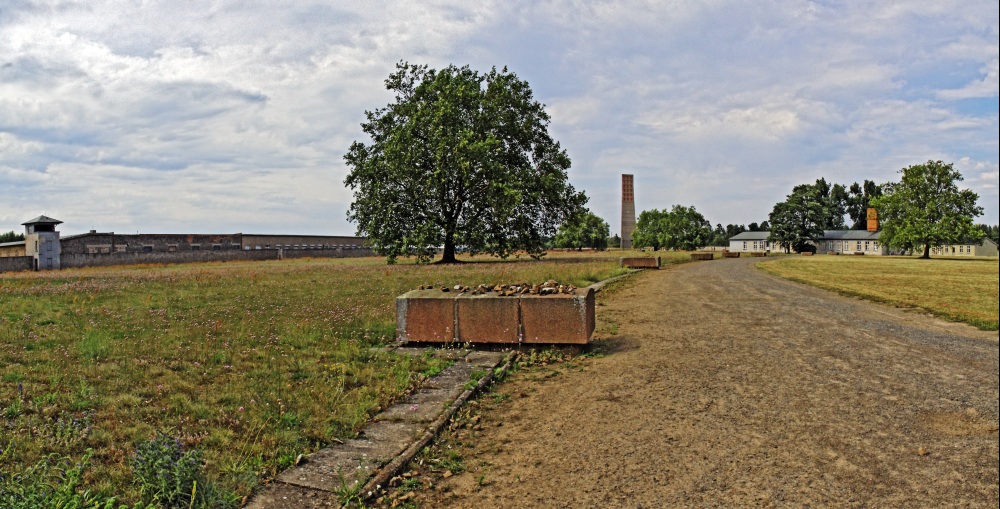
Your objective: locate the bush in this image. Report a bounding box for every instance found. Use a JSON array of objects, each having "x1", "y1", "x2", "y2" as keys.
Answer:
[
  {"x1": 0, "y1": 448, "x2": 139, "y2": 509},
  {"x1": 131, "y1": 432, "x2": 234, "y2": 509}
]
